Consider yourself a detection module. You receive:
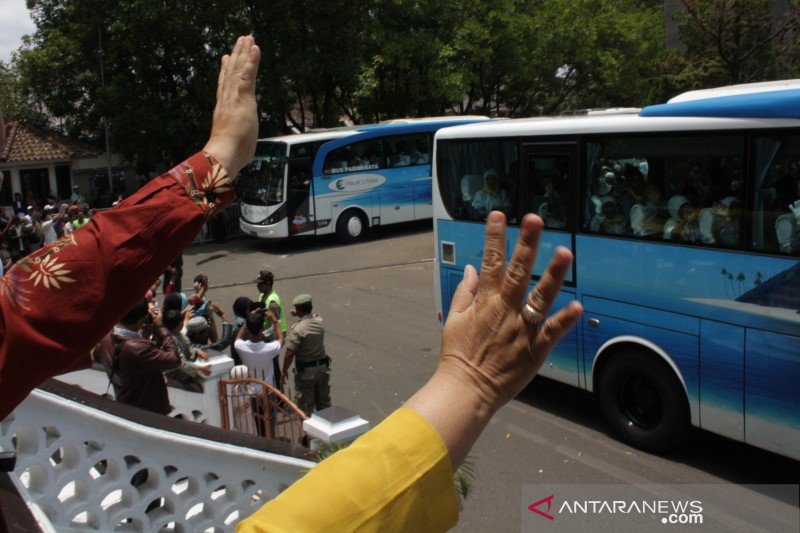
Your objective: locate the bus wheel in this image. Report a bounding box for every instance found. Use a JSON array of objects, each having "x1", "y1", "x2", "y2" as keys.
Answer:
[
  {"x1": 598, "y1": 351, "x2": 690, "y2": 452},
  {"x1": 336, "y1": 210, "x2": 367, "y2": 243}
]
